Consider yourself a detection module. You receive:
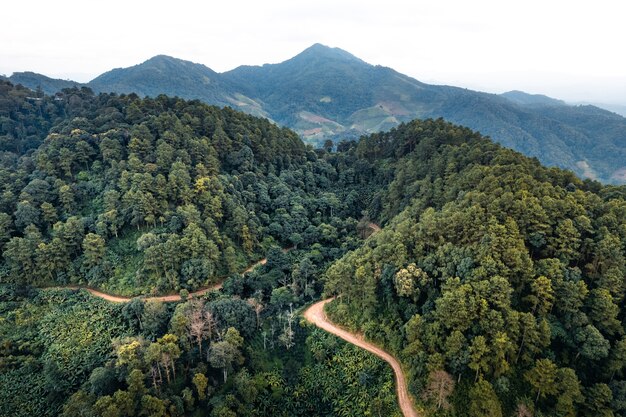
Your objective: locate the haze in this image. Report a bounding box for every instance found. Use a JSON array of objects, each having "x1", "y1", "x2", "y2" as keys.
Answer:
[{"x1": 2, "y1": 0, "x2": 625, "y2": 105}]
